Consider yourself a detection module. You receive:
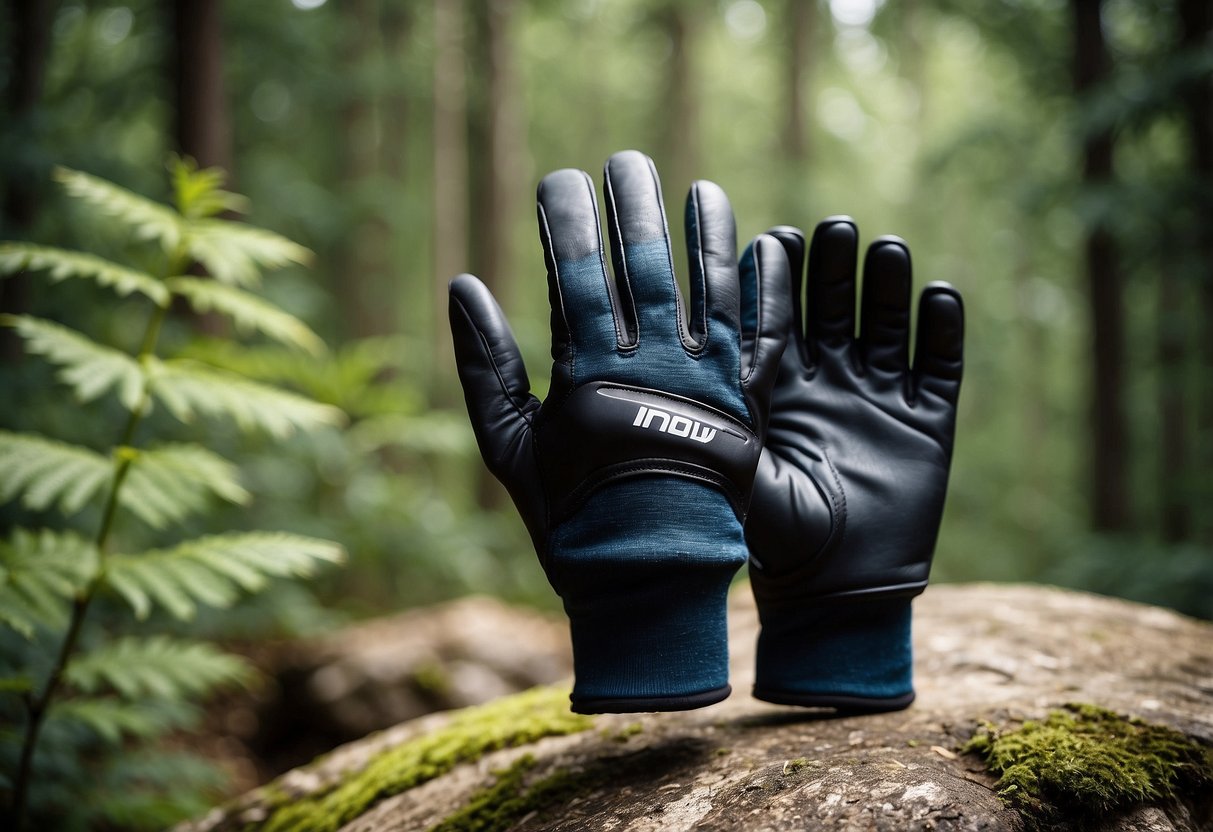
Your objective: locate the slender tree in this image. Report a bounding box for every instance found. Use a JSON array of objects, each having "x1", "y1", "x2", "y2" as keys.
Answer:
[
  {"x1": 1072, "y1": 0, "x2": 1131, "y2": 532},
  {"x1": 782, "y1": 0, "x2": 816, "y2": 164},
  {"x1": 467, "y1": 0, "x2": 524, "y2": 507},
  {"x1": 337, "y1": 0, "x2": 394, "y2": 338},
  {"x1": 433, "y1": 0, "x2": 469, "y2": 389},
  {"x1": 173, "y1": 0, "x2": 232, "y2": 171},
  {"x1": 1179, "y1": 0, "x2": 1213, "y2": 543},
  {"x1": 655, "y1": 1, "x2": 700, "y2": 200},
  {"x1": 1, "y1": 0, "x2": 56, "y2": 362}
]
